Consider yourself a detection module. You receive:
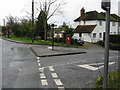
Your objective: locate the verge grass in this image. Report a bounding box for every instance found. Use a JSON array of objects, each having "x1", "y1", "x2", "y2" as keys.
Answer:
[
  {"x1": 94, "y1": 70, "x2": 120, "y2": 88},
  {"x1": 2, "y1": 36, "x2": 85, "y2": 48}
]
